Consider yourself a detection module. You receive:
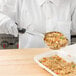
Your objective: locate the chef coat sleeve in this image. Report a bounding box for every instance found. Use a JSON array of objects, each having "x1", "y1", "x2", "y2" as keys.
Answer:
[
  {"x1": 71, "y1": 0, "x2": 76, "y2": 34},
  {"x1": 0, "y1": 0, "x2": 18, "y2": 21},
  {"x1": 0, "y1": 0, "x2": 18, "y2": 37}
]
